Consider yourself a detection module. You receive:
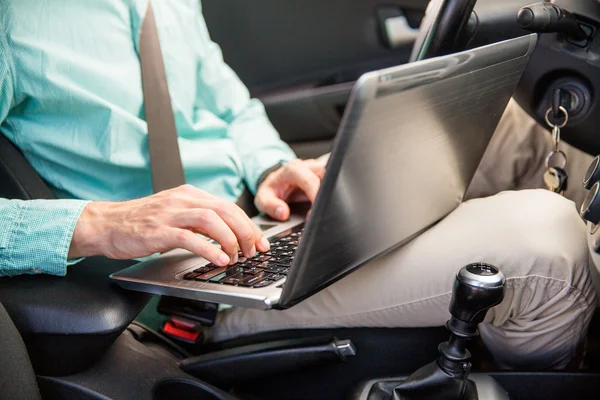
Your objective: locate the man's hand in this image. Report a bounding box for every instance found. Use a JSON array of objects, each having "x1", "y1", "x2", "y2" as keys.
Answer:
[
  {"x1": 255, "y1": 157, "x2": 328, "y2": 221},
  {"x1": 68, "y1": 185, "x2": 269, "y2": 266}
]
